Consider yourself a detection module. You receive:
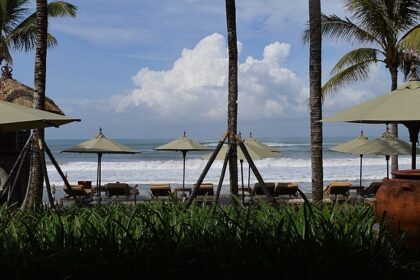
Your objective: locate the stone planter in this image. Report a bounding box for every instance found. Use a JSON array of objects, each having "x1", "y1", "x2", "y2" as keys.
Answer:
[{"x1": 375, "y1": 170, "x2": 420, "y2": 250}]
